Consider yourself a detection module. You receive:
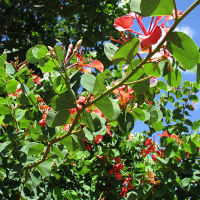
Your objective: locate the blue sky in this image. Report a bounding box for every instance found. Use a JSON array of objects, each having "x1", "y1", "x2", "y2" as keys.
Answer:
[{"x1": 117, "y1": 0, "x2": 200, "y2": 134}]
